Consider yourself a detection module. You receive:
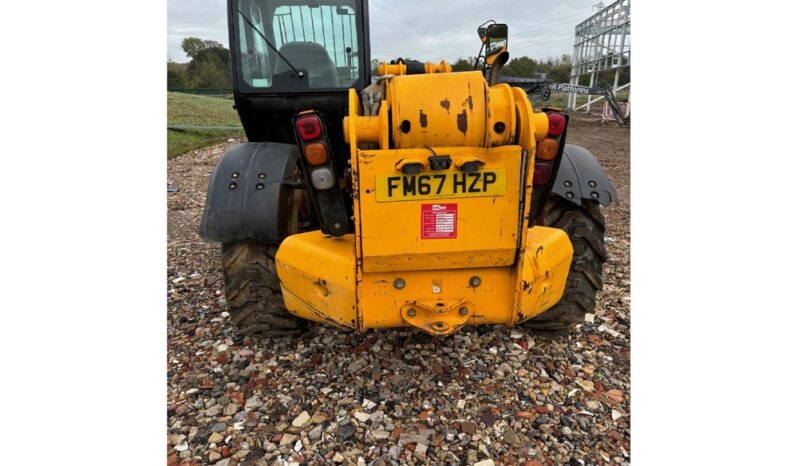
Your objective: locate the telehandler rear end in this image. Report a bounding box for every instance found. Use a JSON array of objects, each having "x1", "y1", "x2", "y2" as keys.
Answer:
[{"x1": 199, "y1": 0, "x2": 616, "y2": 336}]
